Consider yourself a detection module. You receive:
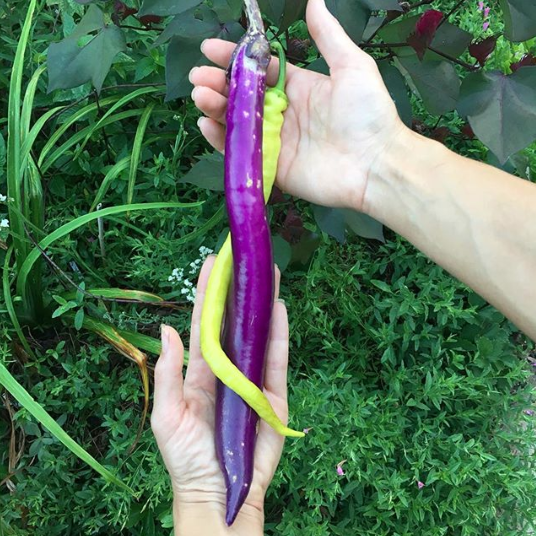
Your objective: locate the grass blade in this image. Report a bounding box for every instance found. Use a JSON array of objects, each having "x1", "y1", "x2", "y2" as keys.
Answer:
[
  {"x1": 7, "y1": 0, "x2": 37, "y2": 262},
  {"x1": 37, "y1": 95, "x2": 119, "y2": 168},
  {"x1": 90, "y1": 156, "x2": 131, "y2": 212},
  {"x1": 21, "y1": 65, "x2": 47, "y2": 138},
  {"x1": 41, "y1": 109, "x2": 144, "y2": 173},
  {"x1": 63, "y1": 288, "x2": 164, "y2": 303},
  {"x1": 0, "y1": 359, "x2": 134, "y2": 494},
  {"x1": 117, "y1": 328, "x2": 190, "y2": 363},
  {"x1": 3, "y1": 248, "x2": 35, "y2": 358},
  {"x1": 16, "y1": 201, "x2": 203, "y2": 300},
  {"x1": 127, "y1": 103, "x2": 155, "y2": 205},
  {"x1": 75, "y1": 87, "x2": 162, "y2": 158}
]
